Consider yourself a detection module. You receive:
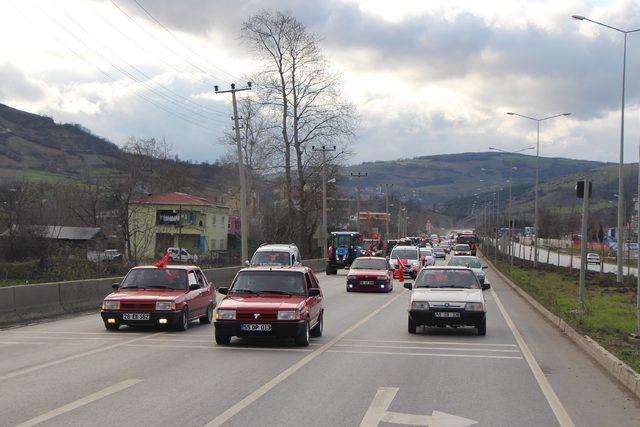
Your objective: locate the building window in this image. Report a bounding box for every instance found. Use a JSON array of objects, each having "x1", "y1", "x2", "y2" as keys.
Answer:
[
  {"x1": 211, "y1": 239, "x2": 216, "y2": 250},
  {"x1": 220, "y1": 239, "x2": 224, "y2": 249},
  {"x1": 212, "y1": 215, "x2": 216, "y2": 226}
]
